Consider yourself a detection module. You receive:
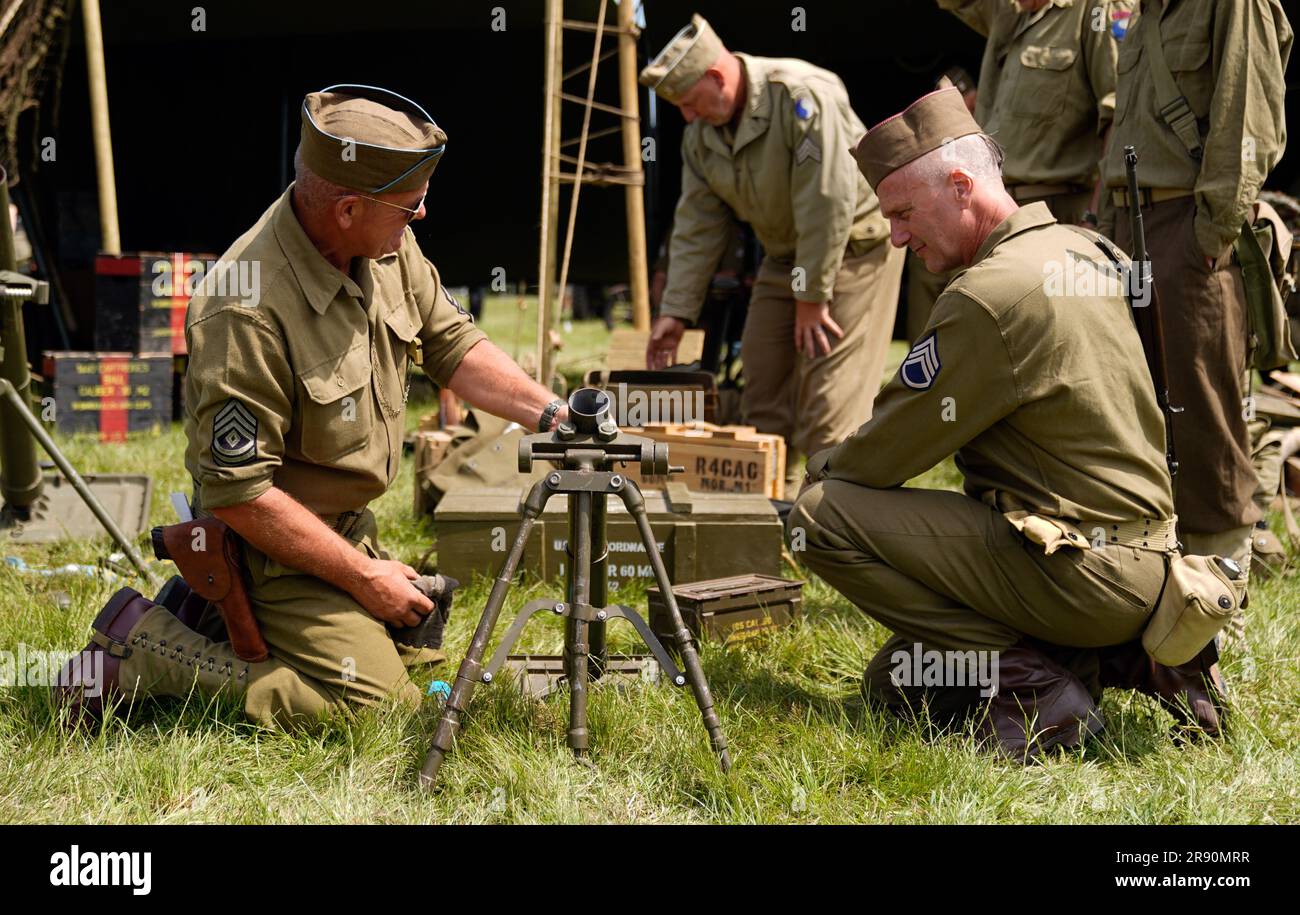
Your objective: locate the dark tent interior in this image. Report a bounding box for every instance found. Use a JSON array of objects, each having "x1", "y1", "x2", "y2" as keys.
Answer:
[{"x1": 9, "y1": 0, "x2": 1300, "y2": 355}]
